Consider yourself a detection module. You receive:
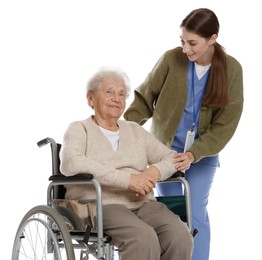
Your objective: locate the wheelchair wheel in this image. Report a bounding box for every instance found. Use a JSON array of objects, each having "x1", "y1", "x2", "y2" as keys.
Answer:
[
  {"x1": 12, "y1": 205, "x2": 75, "y2": 260},
  {"x1": 55, "y1": 205, "x2": 86, "y2": 231}
]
